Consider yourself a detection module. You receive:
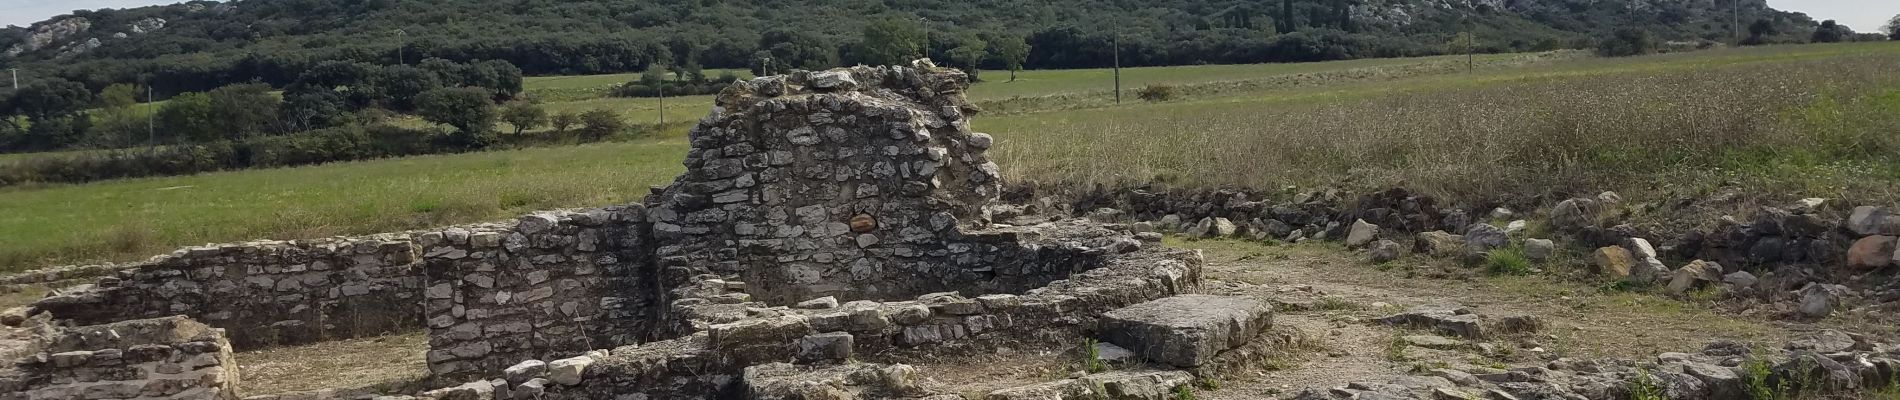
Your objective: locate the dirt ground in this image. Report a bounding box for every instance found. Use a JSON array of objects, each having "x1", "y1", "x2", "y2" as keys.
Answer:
[{"x1": 230, "y1": 238, "x2": 1869, "y2": 399}]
